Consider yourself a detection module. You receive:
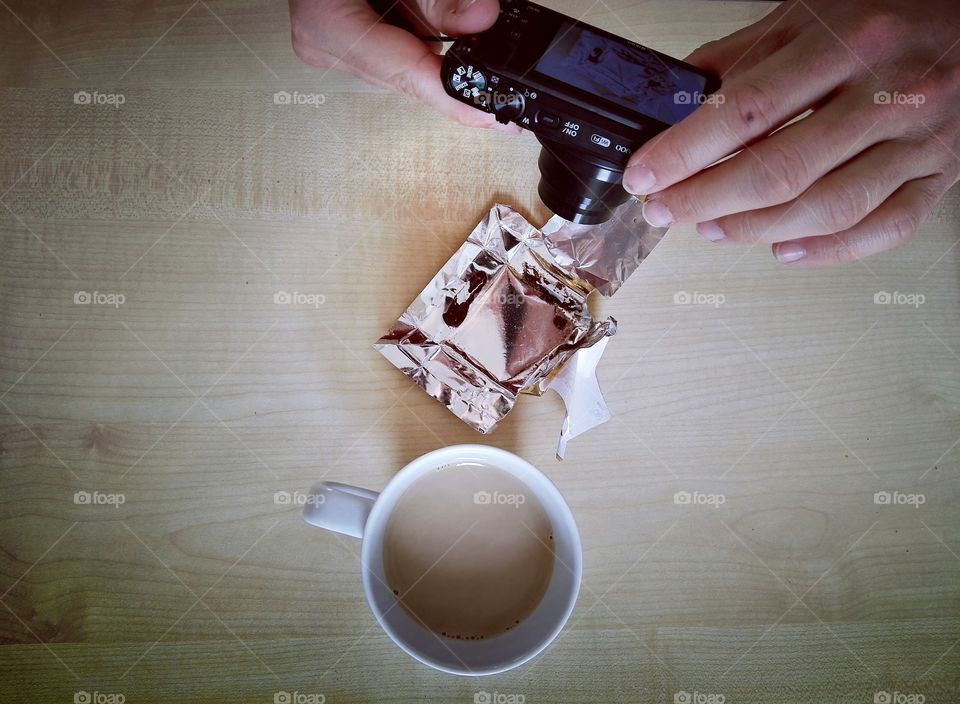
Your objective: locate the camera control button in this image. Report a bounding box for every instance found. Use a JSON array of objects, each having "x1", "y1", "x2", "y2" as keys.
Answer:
[
  {"x1": 492, "y1": 91, "x2": 525, "y2": 123},
  {"x1": 536, "y1": 111, "x2": 559, "y2": 128}
]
